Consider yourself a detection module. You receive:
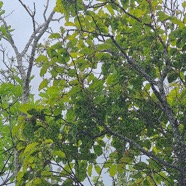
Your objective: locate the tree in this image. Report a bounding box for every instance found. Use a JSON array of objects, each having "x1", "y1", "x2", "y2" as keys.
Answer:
[
  {"x1": 1, "y1": 0, "x2": 186, "y2": 185},
  {"x1": 0, "y1": 1, "x2": 56, "y2": 185}
]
